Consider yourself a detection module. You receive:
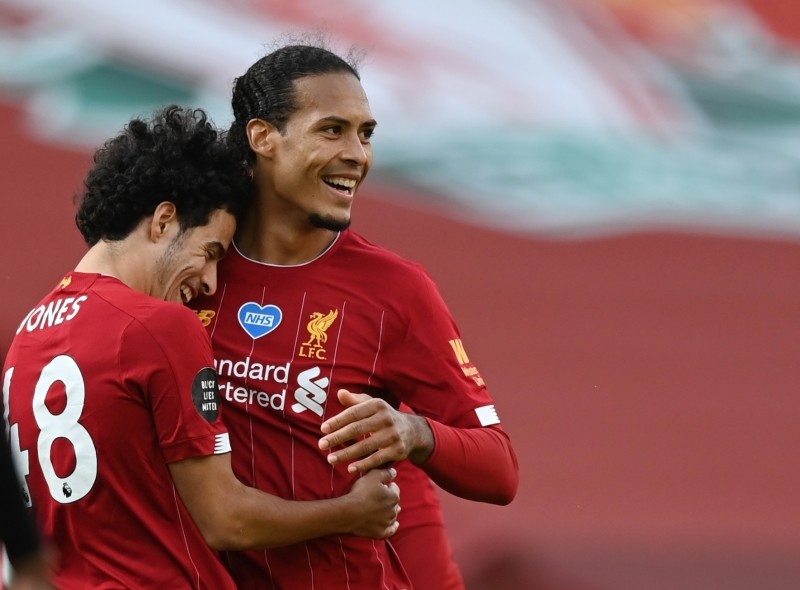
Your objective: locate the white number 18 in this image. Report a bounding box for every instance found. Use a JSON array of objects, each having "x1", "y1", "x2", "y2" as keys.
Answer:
[{"x1": 3, "y1": 355, "x2": 98, "y2": 504}]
